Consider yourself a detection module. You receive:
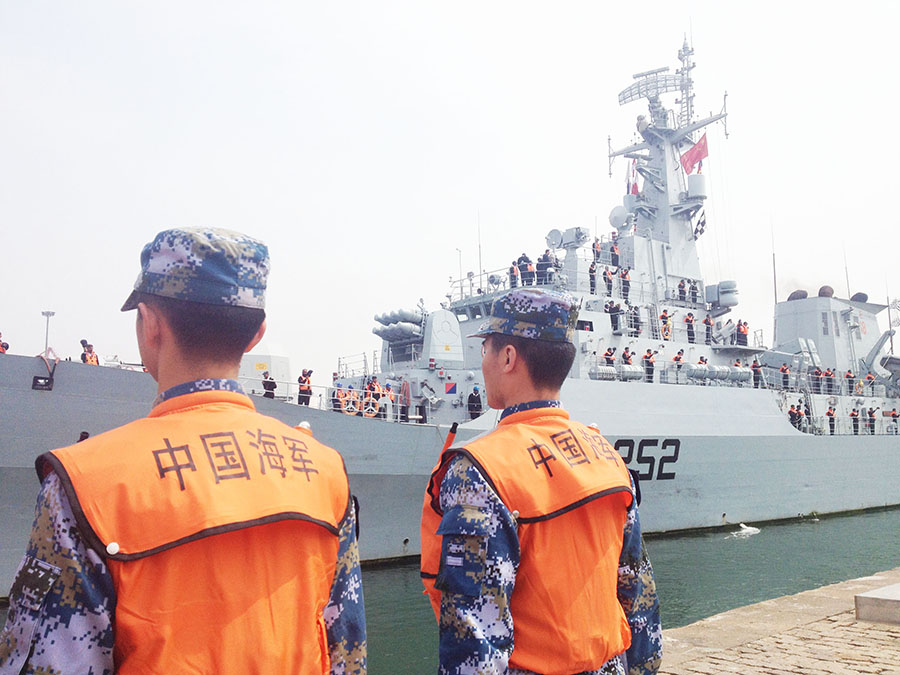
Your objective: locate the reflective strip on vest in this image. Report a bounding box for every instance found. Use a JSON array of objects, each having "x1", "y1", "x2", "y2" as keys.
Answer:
[{"x1": 421, "y1": 407, "x2": 633, "y2": 672}]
